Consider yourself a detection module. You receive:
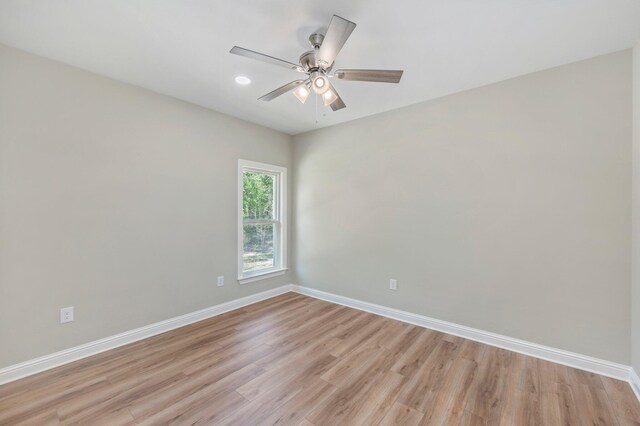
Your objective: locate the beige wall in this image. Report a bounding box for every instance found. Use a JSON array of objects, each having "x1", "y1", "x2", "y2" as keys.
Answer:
[
  {"x1": 294, "y1": 50, "x2": 632, "y2": 364},
  {"x1": 633, "y1": 42, "x2": 640, "y2": 373},
  {"x1": 0, "y1": 44, "x2": 293, "y2": 368},
  {"x1": 1, "y1": 42, "x2": 634, "y2": 369}
]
